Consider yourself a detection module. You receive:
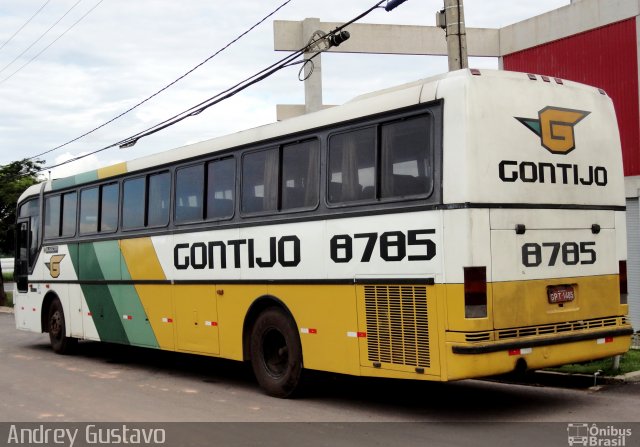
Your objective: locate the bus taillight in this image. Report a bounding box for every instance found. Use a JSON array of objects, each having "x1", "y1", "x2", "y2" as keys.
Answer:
[
  {"x1": 619, "y1": 260, "x2": 628, "y2": 304},
  {"x1": 464, "y1": 266, "x2": 487, "y2": 318}
]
